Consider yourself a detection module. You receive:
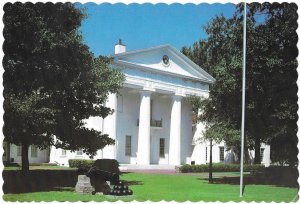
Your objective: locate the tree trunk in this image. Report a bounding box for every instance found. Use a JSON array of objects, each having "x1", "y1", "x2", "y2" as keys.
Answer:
[
  {"x1": 254, "y1": 137, "x2": 261, "y2": 164},
  {"x1": 208, "y1": 138, "x2": 213, "y2": 183},
  {"x1": 21, "y1": 143, "x2": 29, "y2": 174},
  {"x1": 243, "y1": 136, "x2": 251, "y2": 164}
]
